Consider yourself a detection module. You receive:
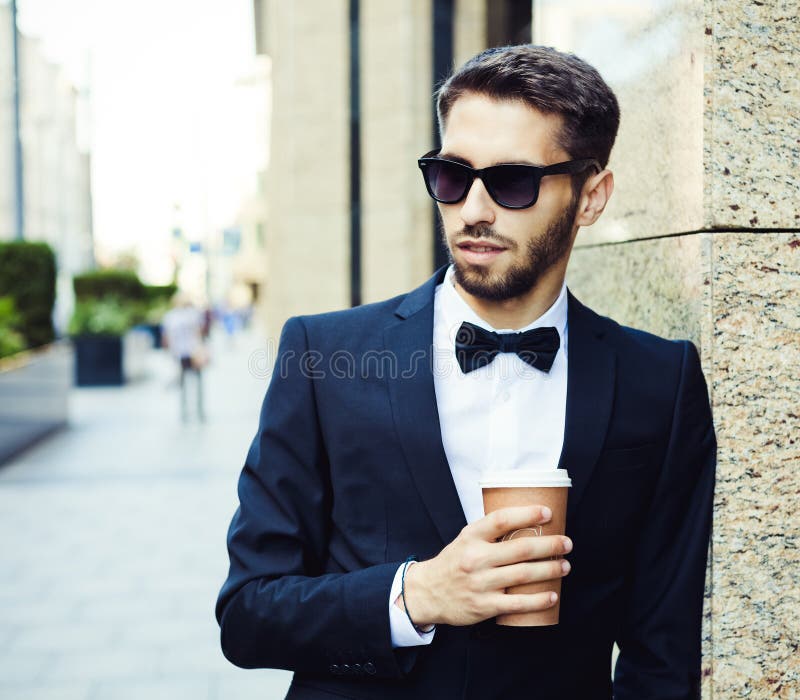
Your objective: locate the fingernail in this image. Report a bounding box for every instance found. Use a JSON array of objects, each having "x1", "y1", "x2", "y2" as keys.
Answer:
[
  {"x1": 541, "y1": 506, "x2": 552, "y2": 520},
  {"x1": 561, "y1": 559, "x2": 571, "y2": 574},
  {"x1": 562, "y1": 537, "x2": 572, "y2": 553},
  {"x1": 550, "y1": 592, "x2": 558, "y2": 603}
]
